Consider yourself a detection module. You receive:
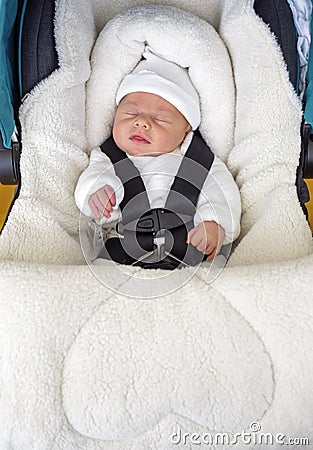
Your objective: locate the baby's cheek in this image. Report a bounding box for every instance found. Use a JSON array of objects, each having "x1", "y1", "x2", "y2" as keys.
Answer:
[
  {"x1": 112, "y1": 128, "x2": 128, "y2": 153},
  {"x1": 112, "y1": 123, "x2": 120, "y2": 144}
]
